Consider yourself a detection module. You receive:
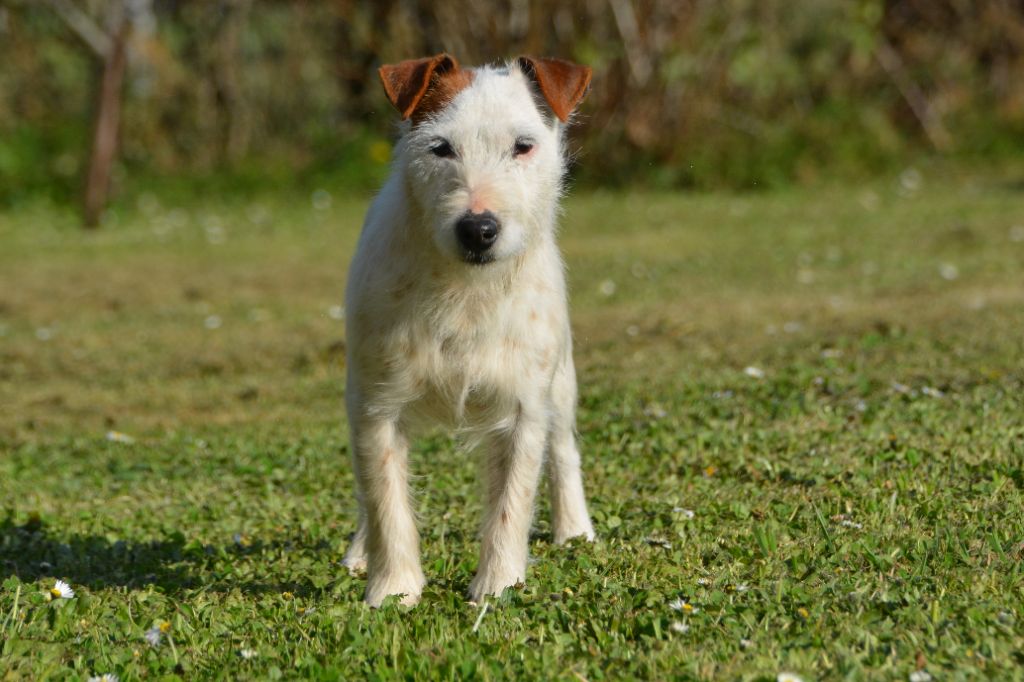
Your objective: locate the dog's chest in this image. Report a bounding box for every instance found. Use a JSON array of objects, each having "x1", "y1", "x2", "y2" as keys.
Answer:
[{"x1": 392, "y1": 288, "x2": 561, "y2": 426}]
